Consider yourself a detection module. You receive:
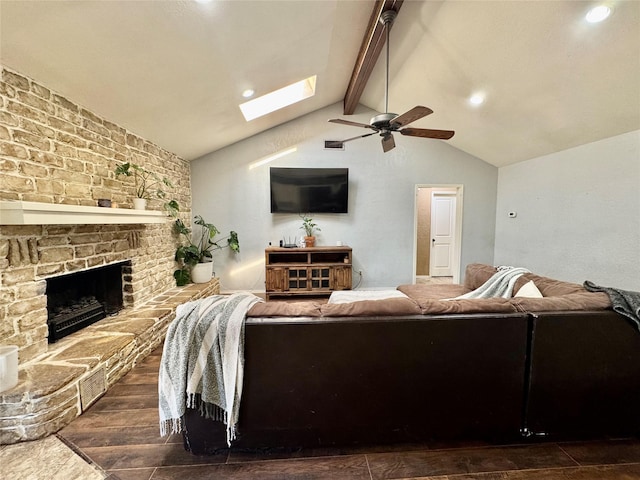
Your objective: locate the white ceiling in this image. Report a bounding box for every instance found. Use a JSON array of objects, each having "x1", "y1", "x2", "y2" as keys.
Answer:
[{"x1": 1, "y1": 0, "x2": 638, "y2": 167}]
